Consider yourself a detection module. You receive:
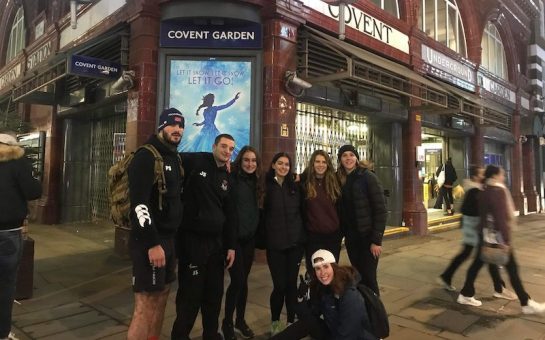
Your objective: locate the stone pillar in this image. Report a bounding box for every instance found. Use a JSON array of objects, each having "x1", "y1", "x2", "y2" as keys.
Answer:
[
  {"x1": 511, "y1": 112, "x2": 527, "y2": 214},
  {"x1": 125, "y1": 1, "x2": 160, "y2": 153},
  {"x1": 522, "y1": 136, "x2": 539, "y2": 212},
  {"x1": 402, "y1": 110, "x2": 427, "y2": 235},
  {"x1": 470, "y1": 123, "x2": 484, "y2": 166},
  {"x1": 261, "y1": 18, "x2": 299, "y2": 167}
]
